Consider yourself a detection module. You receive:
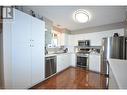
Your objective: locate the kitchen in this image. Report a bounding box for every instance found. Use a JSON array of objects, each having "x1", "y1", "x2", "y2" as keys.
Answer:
[{"x1": 0, "y1": 6, "x2": 127, "y2": 89}]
